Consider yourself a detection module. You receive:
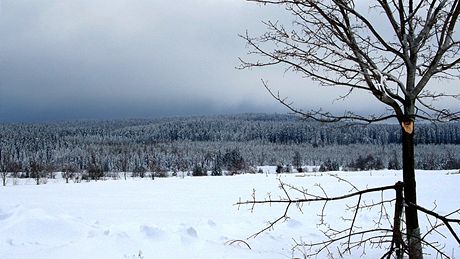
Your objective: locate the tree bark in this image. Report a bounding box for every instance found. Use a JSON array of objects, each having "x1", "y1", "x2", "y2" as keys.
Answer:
[
  {"x1": 393, "y1": 181, "x2": 404, "y2": 259},
  {"x1": 402, "y1": 126, "x2": 423, "y2": 259}
]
